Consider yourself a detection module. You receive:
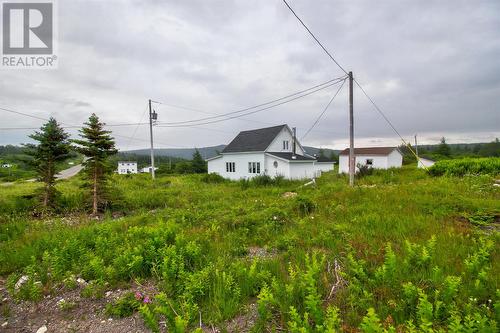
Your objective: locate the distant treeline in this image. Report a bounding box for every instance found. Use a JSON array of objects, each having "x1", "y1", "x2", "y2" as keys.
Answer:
[
  {"x1": 399, "y1": 138, "x2": 500, "y2": 164},
  {"x1": 110, "y1": 150, "x2": 207, "y2": 175}
]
